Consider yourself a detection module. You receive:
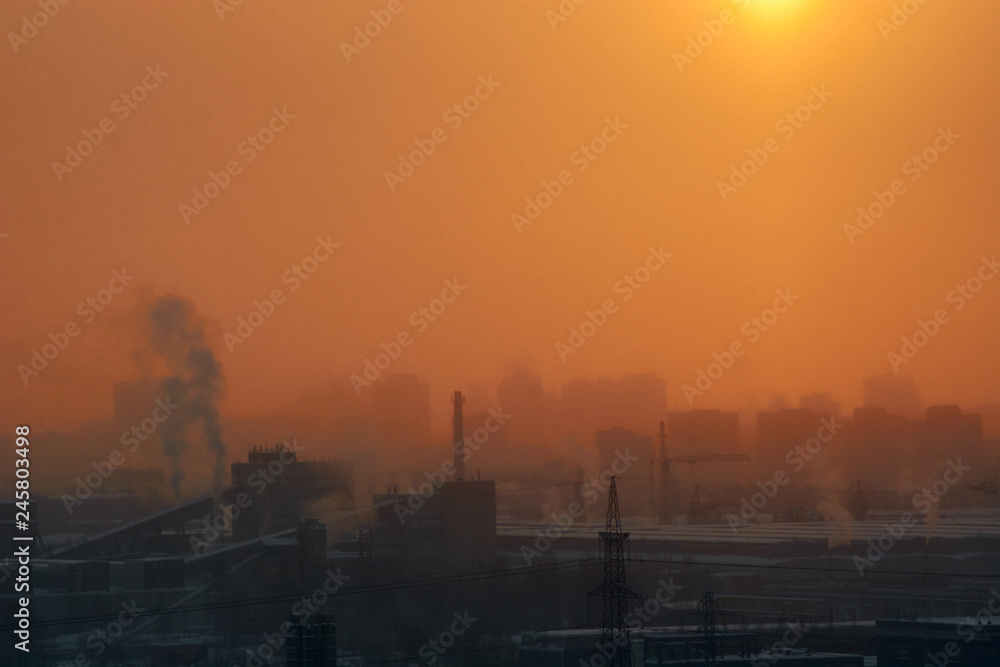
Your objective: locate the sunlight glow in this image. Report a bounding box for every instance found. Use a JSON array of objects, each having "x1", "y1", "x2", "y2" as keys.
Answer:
[{"x1": 741, "y1": 0, "x2": 812, "y2": 26}]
